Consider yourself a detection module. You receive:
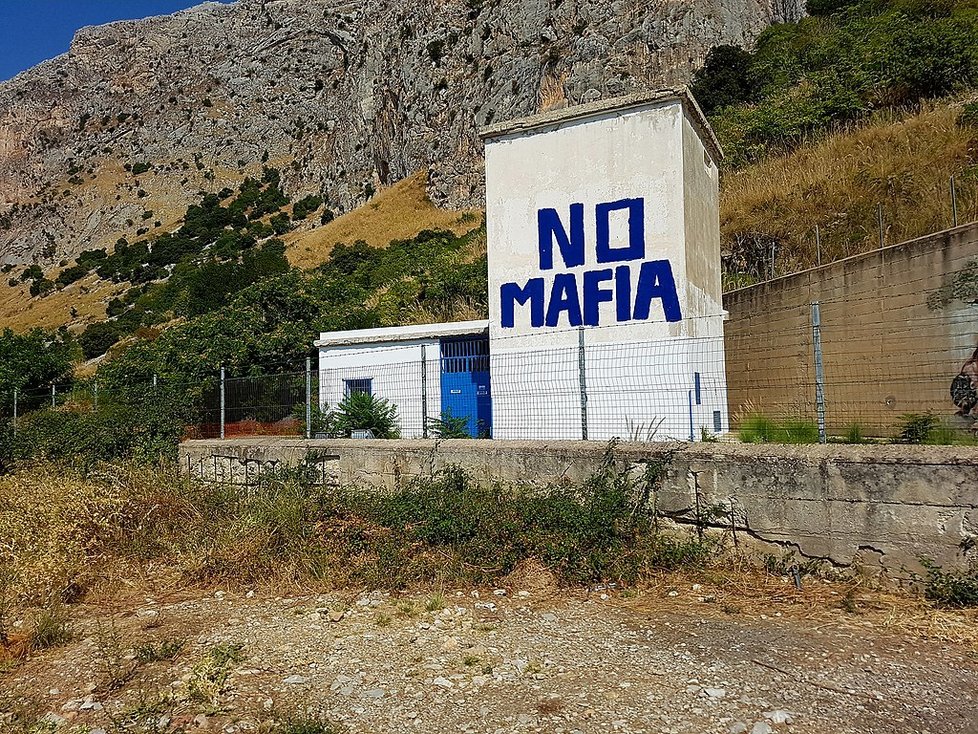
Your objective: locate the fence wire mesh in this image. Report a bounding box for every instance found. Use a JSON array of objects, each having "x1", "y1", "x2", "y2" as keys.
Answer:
[
  {"x1": 0, "y1": 303, "x2": 973, "y2": 443},
  {"x1": 2, "y1": 219, "x2": 976, "y2": 443}
]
